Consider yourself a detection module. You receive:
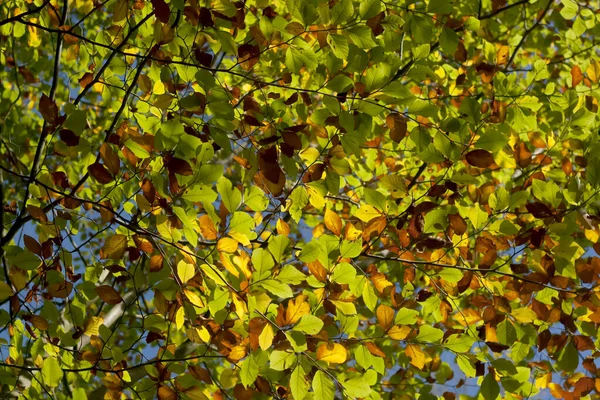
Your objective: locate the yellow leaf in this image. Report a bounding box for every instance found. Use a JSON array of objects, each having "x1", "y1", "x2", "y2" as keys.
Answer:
[
  {"x1": 512, "y1": 307, "x2": 537, "y2": 323},
  {"x1": 277, "y1": 218, "x2": 291, "y2": 235},
  {"x1": 101, "y1": 234, "x2": 128, "y2": 260},
  {"x1": 228, "y1": 345, "x2": 247, "y2": 361},
  {"x1": 343, "y1": 222, "x2": 362, "y2": 241},
  {"x1": 228, "y1": 230, "x2": 250, "y2": 246},
  {"x1": 217, "y1": 237, "x2": 238, "y2": 253},
  {"x1": 184, "y1": 289, "x2": 204, "y2": 308},
  {"x1": 535, "y1": 372, "x2": 551, "y2": 389},
  {"x1": 285, "y1": 295, "x2": 310, "y2": 325},
  {"x1": 372, "y1": 273, "x2": 393, "y2": 294},
  {"x1": 355, "y1": 205, "x2": 381, "y2": 223},
  {"x1": 175, "y1": 306, "x2": 185, "y2": 330},
  {"x1": 177, "y1": 261, "x2": 196, "y2": 284},
  {"x1": 232, "y1": 293, "x2": 247, "y2": 321},
  {"x1": 199, "y1": 215, "x2": 217, "y2": 240},
  {"x1": 587, "y1": 60, "x2": 600, "y2": 83},
  {"x1": 324, "y1": 208, "x2": 342, "y2": 236},
  {"x1": 496, "y1": 45, "x2": 509, "y2": 66},
  {"x1": 388, "y1": 325, "x2": 411, "y2": 340},
  {"x1": 316, "y1": 343, "x2": 347, "y2": 364},
  {"x1": 376, "y1": 304, "x2": 395, "y2": 330},
  {"x1": 84, "y1": 316, "x2": 104, "y2": 336},
  {"x1": 405, "y1": 344, "x2": 425, "y2": 370},
  {"x1": 259, "y1": 323, "x2": 274, "y2": 350}
]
